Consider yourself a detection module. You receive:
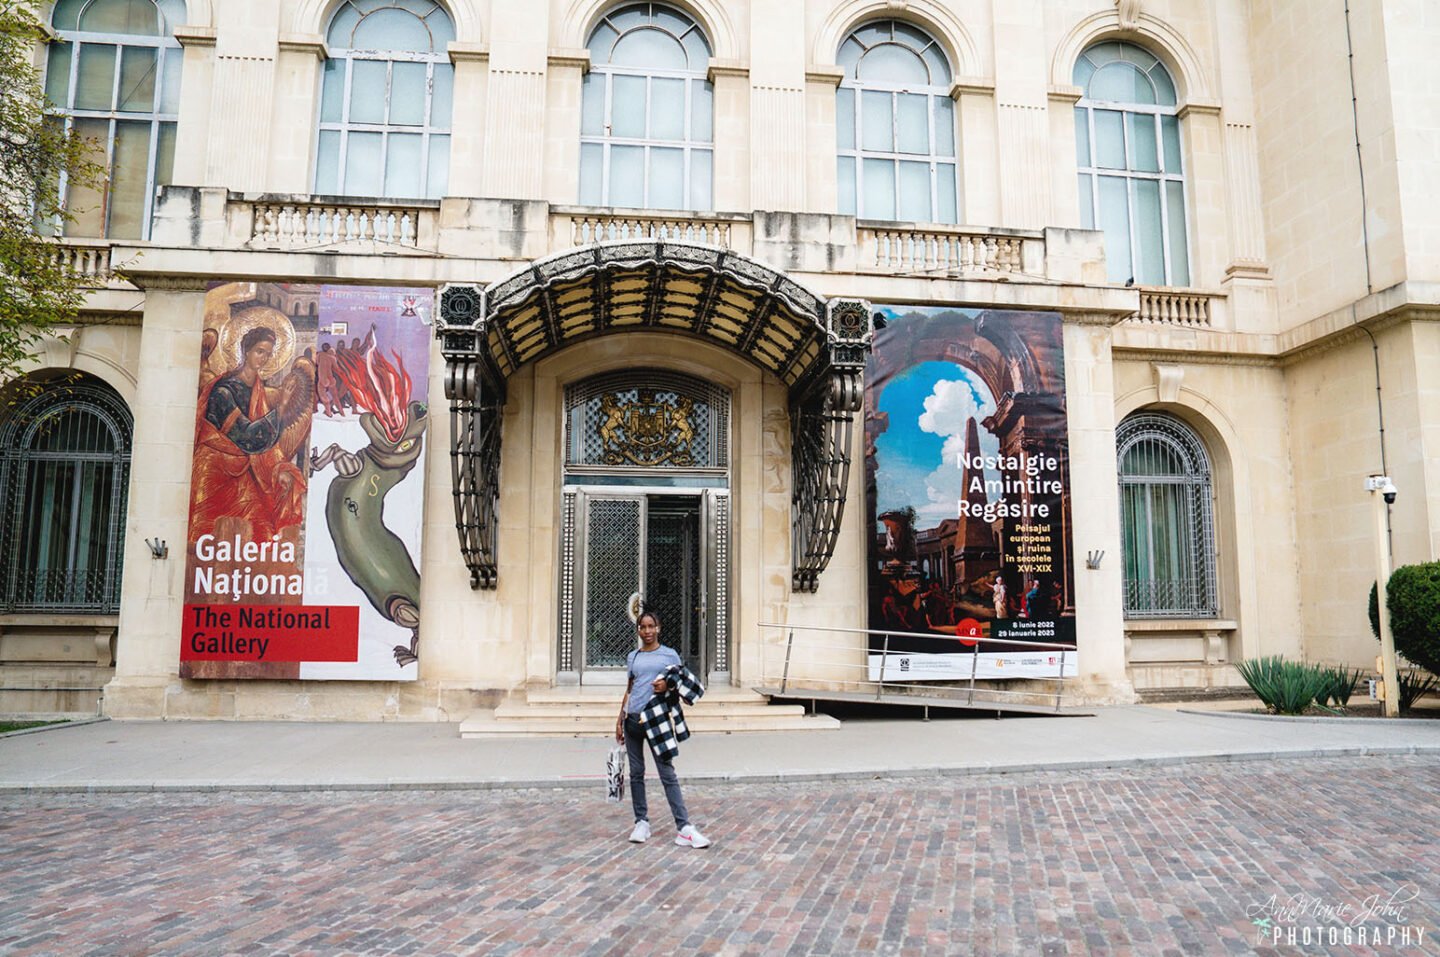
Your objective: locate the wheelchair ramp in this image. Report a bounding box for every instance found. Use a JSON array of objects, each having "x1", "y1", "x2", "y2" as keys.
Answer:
[{"x1": 755, "y1": 685, "x2": 1094, "y2": 718}]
